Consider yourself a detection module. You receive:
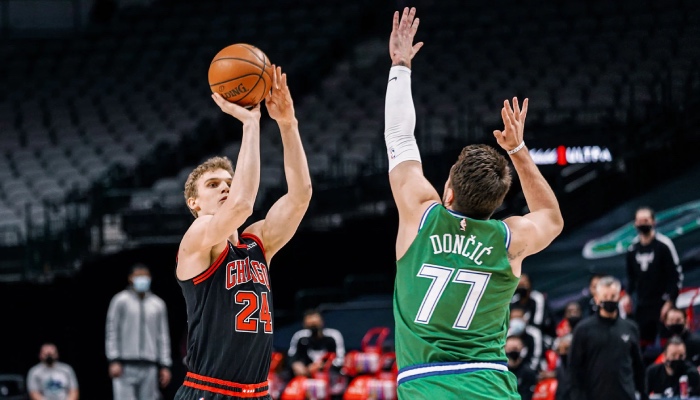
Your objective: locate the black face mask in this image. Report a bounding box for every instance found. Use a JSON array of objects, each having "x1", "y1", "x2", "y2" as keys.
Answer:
[
  {"x1": 636, "y1": 224, "x2": 653, "y2": 235},
  {"x1": 514, "y1": 287, "x2": 529, "y2": 300},
  {"x1": 568, "y1": 316, "x2": 582, "y2": 329},
  {"x1": 506, "y1": 351, "x2": 521, "y2": 362},
  {"x1": 668, "y1": 359, "x2": 687, "y2": 374},
  {"x1": 600, "y1": 301, "x2": 618, "y2": 313},
  {"x1": 667, "y1": 323, "x2": 686, "y2": 336},
  {"x1": 43, "y1": 356, "x2": 56, "y2": 366},
  {"x1": 308, "y1": 326, "x2": 321, "y2": 337}
]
